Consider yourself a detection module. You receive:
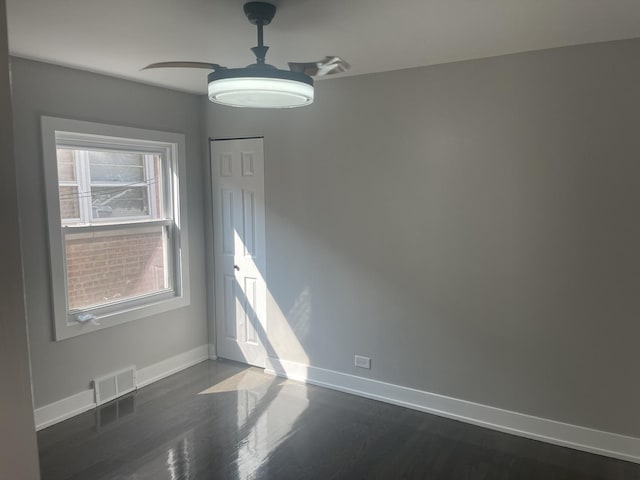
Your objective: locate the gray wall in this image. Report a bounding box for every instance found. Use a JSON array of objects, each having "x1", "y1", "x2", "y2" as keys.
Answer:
[
  {"x1": 206, "y1": 38, "x2": 640, "y2": 437},
  {"x1": 11, "y1": 58, "x2": 208, "y2": 408},
  {"x1": 0, "y1": 2, "x2": 40, "y2": 478}
]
